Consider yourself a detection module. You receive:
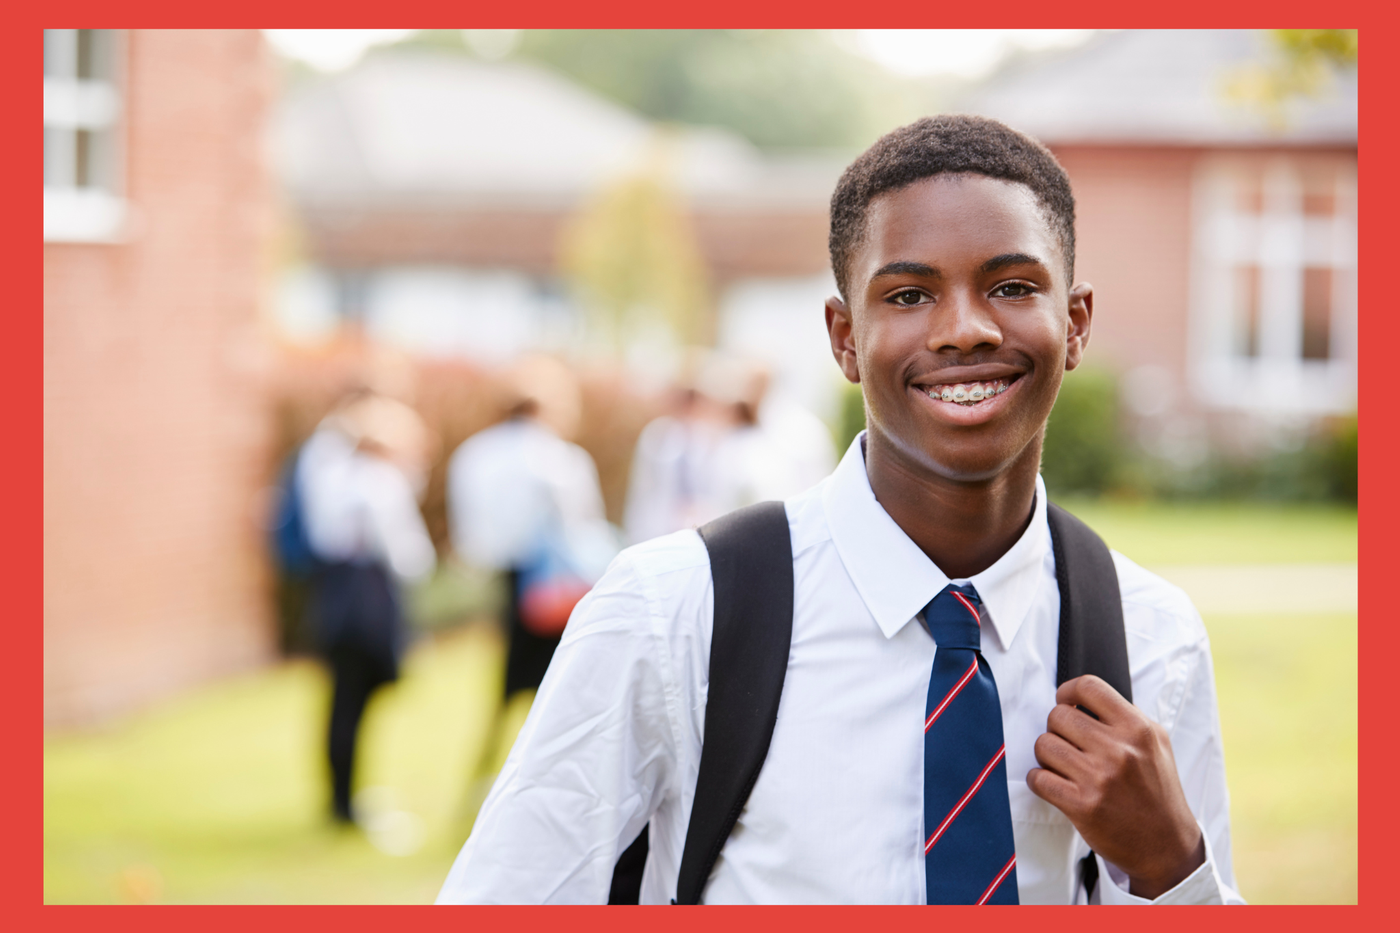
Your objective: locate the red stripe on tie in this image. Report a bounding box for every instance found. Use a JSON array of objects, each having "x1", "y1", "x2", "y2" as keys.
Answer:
[
  {"x1": 952, "y1": 591, "x2": 980, "y2": 625},
  {"x1": 976, "y1": 853, "x2": 1017, "y2": 905},
  {"x1": 925, "y1": 745, "x2": 1006, "y2": 853},
  {"x1": 926, "y1": 656, "x2": 980, "y2": 732}
]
